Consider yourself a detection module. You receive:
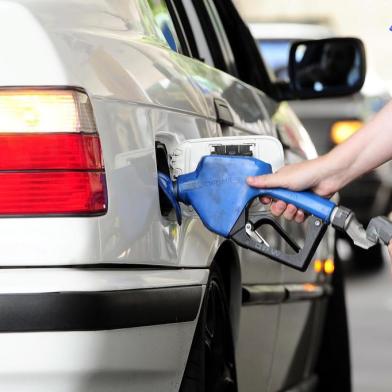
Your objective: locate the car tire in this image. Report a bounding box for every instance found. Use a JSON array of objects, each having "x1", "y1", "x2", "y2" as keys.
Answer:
[
  {"x1": 179, "y1": 263, "x2": 238, "y2": 392},
  {"x1": 315, "y1": 252, "x2": 351, "y2": 392}
]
